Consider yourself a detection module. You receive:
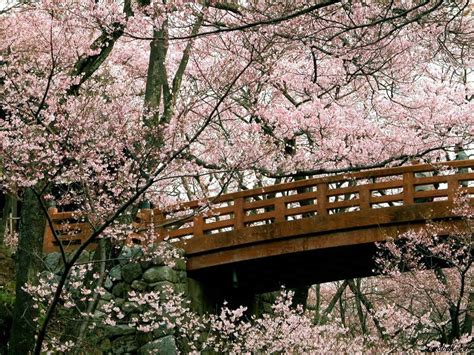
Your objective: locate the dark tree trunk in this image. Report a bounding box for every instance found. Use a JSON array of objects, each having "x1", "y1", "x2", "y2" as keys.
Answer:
[
  {"x1": 0, "y1": 194, "x2": 17, "y2": 246},
  {"x1": 9, "y1": 188, "x2": 45, "y2": 355}
]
